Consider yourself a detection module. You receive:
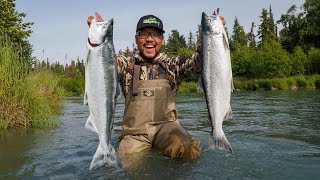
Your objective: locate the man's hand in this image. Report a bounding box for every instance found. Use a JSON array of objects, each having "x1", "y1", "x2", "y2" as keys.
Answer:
[
  {"x1": 87, "y1": 12, "x2": 104, "y2": 27},
  {"x1": 87, "y1": 12, "x2": 104, "y2": 47},
  {"x1": 220, "y1": 16, "x2": 226, "y2": 26}
]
